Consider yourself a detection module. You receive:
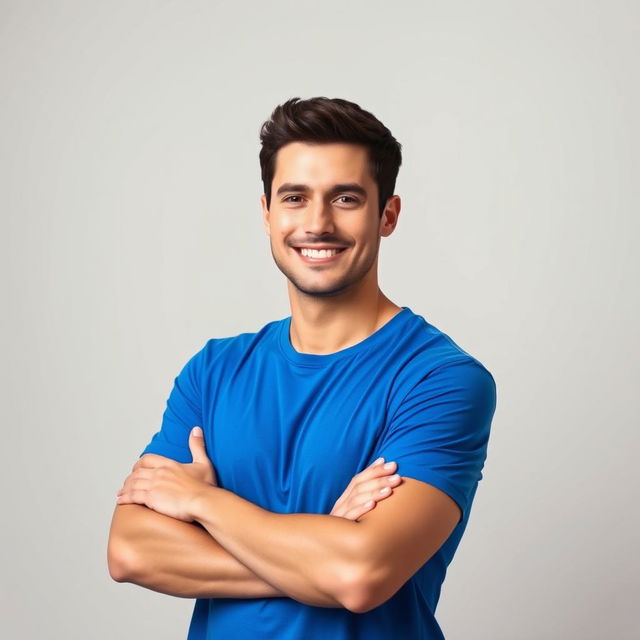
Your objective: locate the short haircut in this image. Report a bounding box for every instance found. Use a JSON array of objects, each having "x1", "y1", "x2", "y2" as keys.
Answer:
[{"x1": 259, "y1": 97, "x2": 402, "y2": 216}]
